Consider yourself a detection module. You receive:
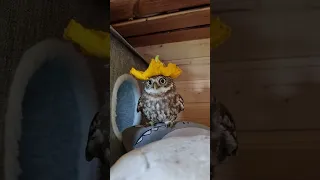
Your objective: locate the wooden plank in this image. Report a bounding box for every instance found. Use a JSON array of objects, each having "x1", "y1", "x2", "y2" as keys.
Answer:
[
  {"x1": 137, "y1": 0, "x2": 210, "y2": 17},
  {"x1": 212, "y1": 0, "x2": 257, "y2": 12},
  {"x1": 110, "y1": 0, "x2": 136, "y2": 23},
  {"x1": 110, "y1": 0, "x2": 210, "y2": 23},
  {"x1": 127, "y1": 26, "x2": 210, "y2": 47},
  {"x1": 136, "y1": 38, "x2": 210, "y2": 61},
  {"x1": 212, "y1": 0, "x2": 320, "y2": 12},
  {"x1": 213, "y1": 57, "x2": 320, "y2": 130},
  {"x1": 215, "y1": 149, "x2": 320, "y2": 180},
  {"x1": 238, "y1": 131, "x2": 320, "y2": 149},
  {"x1": 216, "y1": 129, "x2": 320, "y2": 179},
  {"x1": 162, "y1": 57, "x2": 210, "y2": 66},
  {"x1": 112, "y1": 7, "x2": 210, "y2": 37},
  {"x1": 177, "y1": 102, "x2": 210, "y2": 126},
  {"x1": 213, "y1": 57, "x2": 320, "y2": 86},
  {"x1": 175, "y1": 80, "x2": 210, "y2": 103},
  {"x1": 178, "y1": 63, "x2": 210, "y2": 81},
  {"x1": 213, "y1": 10, "x2": 320, "y2": 62}
]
